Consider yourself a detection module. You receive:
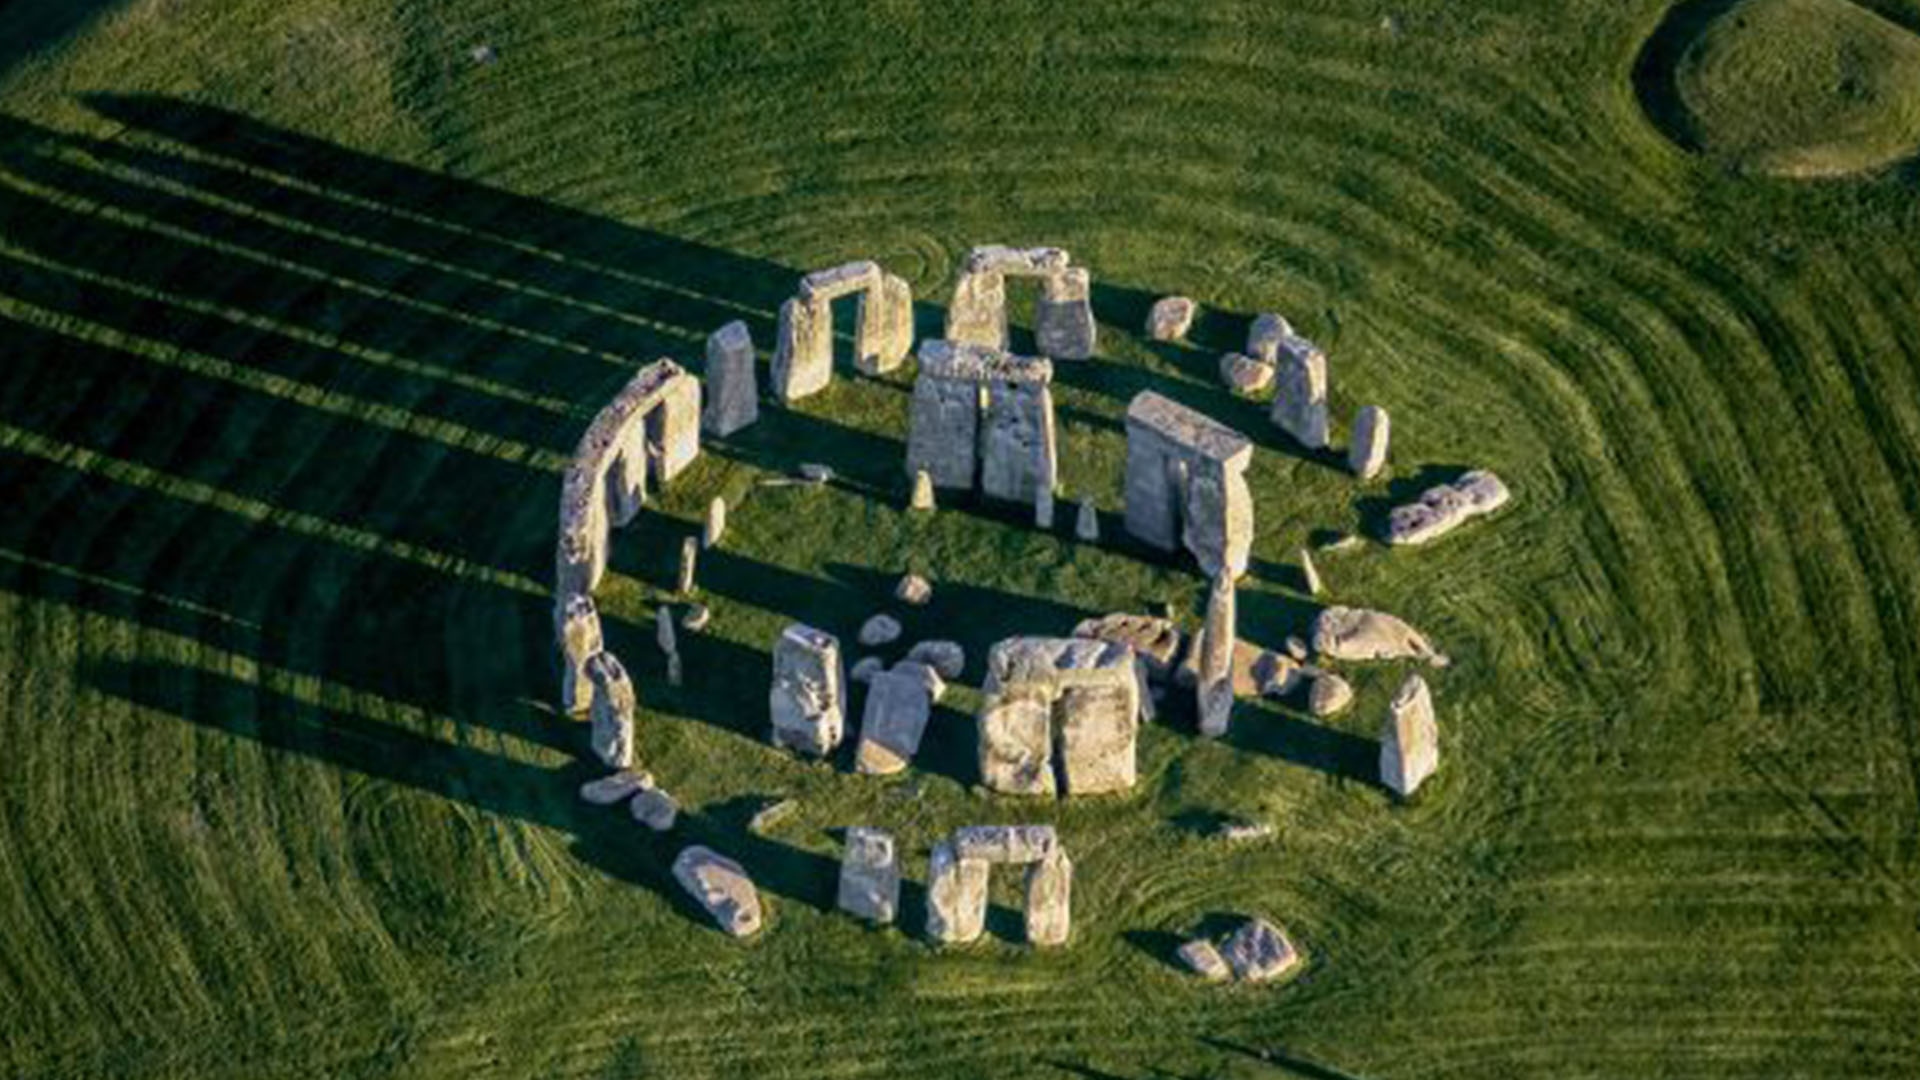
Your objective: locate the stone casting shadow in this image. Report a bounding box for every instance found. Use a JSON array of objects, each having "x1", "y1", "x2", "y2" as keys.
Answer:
[{"x1": 1351, "y1": 462, "x2": 1476, "y2": 542}]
